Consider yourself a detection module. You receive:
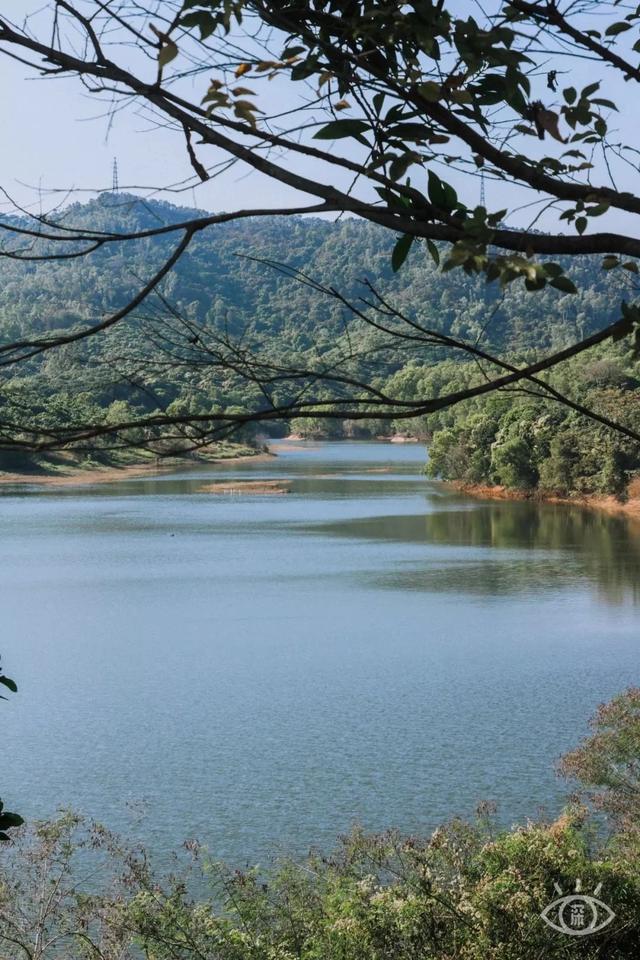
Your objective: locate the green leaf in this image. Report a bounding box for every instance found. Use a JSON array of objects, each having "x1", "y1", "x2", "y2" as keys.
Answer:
[
  {"x1": 563, "y1": 87, "x2": 577, "y2": 104},
  {"x1": 0, "y1": 676, "x2": 17, "y2": 693},
  {"x1": 587, "y1": 203, "x2": 610, "y2": 217},
  {"x1": 427, "y1": 170, "x2": 446, "y2": 208},
  {"x1": 372, "y1": 92, "x2": 385, "y2": 115},
  {"x1": 605, "y1": 21, "x2": 632, "y2": 35},
  {"x1": 549, "y1": 276, "x2": 577, "y2": 294},
  {"x1": 594, "y1": 117, "x2": 607, "y2": 138},
  {"x1": 158, "y1": 40, "x2": 178, "y2": 69},
  {"x1": 280, "y1": 46, "x2": 305, "y2": 59},
  {"x1": 582, "y1": 82, "x2": 600, "y2": 98},
  {"x1": 426, "y1": 239, "x2": 440, "y2": 266},
  {"x1": 391, "y1": 234, "x2": 414, "y2": 272},
  {"x1": 591, "y1": 98, "x2": 618, "y2": 111},
  {"x1": 542, "y1": 262, "x2": 564, "y2": 279},
  {"x1": 389, "y1": 153, "x2": 418, "y2": 181},
  {"x1": 313, "y1": 119, "x2": 369, "y2": 142},
  {"x1": 386, "y1": 122, "x2": 430, "y2": 141},
  {"x1": 575, "y1": 216, "x2": 588, "y2": 235},
  {"x1": 450, "y1": 89, "x2": 472, "y2": 104},
  {"x1": 417, "y1": 81, "x2": 441, "y2": 102},
  {"x1": 0, "y1": 812, "x2": 23, "y2": 830},
  {"x1": 427, "y1": 170, "x2": 457, "y2": 212},
  {"x1": 180, "y1": 11, "x2": 217, "y2": 40},
  {"x1": 602, "y1": 256, "x2": 620, "y2": 270}
]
